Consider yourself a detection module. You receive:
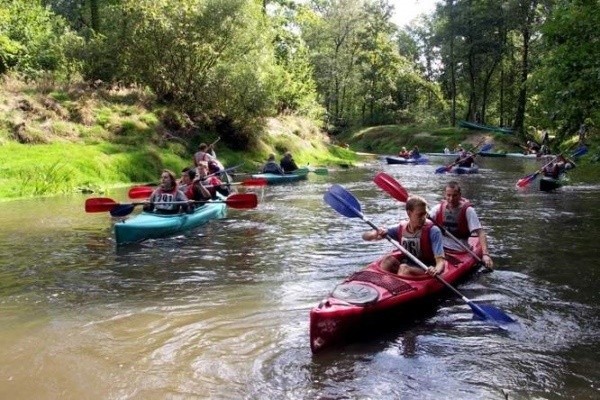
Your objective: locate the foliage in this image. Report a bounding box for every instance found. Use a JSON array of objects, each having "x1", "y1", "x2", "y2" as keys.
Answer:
[{"x1": 532, "y1": 0, "x2": 600, "y2": 142}]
